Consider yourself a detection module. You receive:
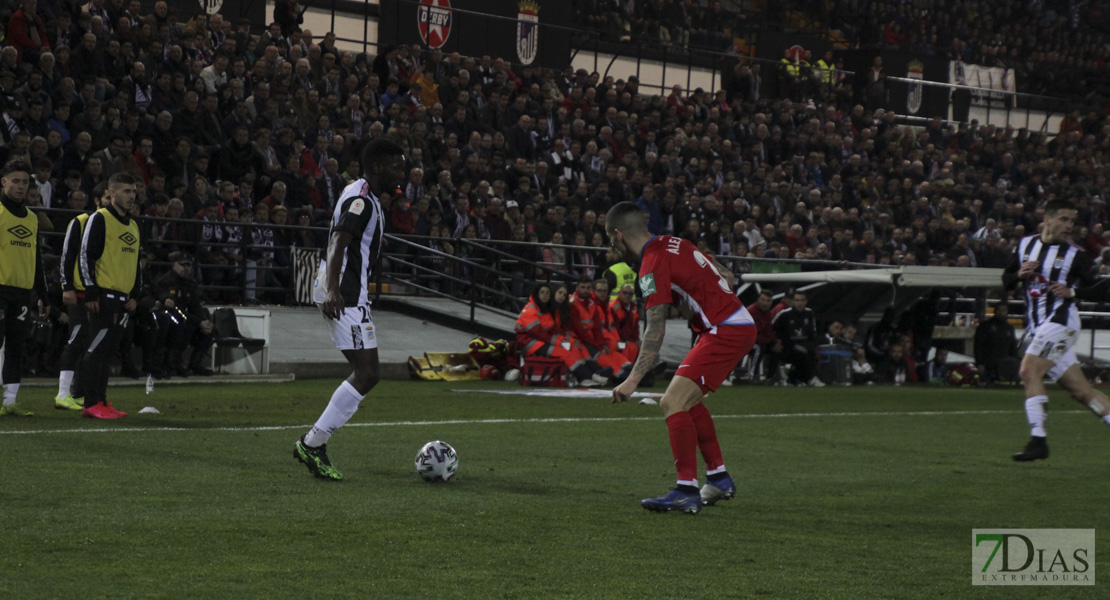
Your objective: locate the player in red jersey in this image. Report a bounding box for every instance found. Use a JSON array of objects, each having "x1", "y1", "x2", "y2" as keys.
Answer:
[{"x1": 606, "y1": 202, "x2": 757, "y2": 514}]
